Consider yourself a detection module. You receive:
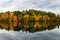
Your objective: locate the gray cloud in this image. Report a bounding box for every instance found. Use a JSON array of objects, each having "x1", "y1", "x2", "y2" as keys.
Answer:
[{"x1": 0, "y1": 0, "x2": 60, "y2": 14}]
